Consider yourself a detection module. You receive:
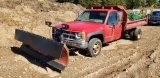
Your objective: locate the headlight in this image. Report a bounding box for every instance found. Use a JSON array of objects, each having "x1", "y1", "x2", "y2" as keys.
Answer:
[
  {"x1": 75, "y1": 32, "x2": 82, "y2": 39},
  {"x1": 76, "y1": 33, "x2": 82, "y2": 37},
  {"x1": 75, "y1": 32, "x2": 85, "y2": 39}
]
